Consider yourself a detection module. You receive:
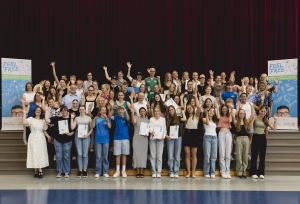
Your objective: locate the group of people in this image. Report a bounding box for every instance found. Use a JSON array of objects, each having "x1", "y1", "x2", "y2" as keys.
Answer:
[{"x1": 21, "y1": 61, "x2": 280, "y2": 179}]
